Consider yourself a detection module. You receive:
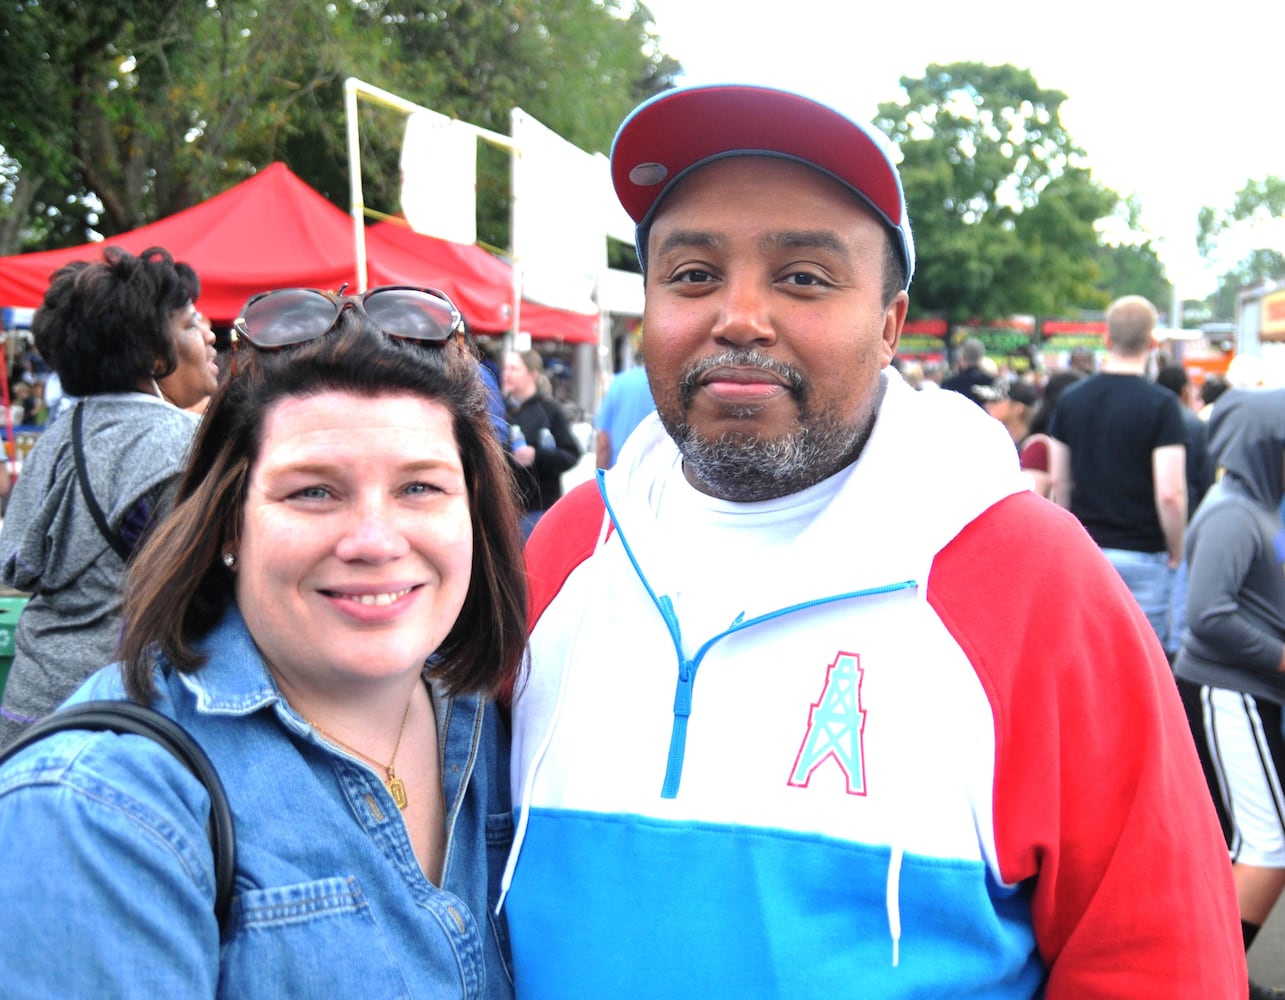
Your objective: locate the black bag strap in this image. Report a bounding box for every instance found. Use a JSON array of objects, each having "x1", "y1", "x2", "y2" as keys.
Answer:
[
  {"x1": 0, "y1": 700, "x2": 236, "y2": 933},
  {"x1": 72, "y1": 401, "x2": 134, "y2": 562}
]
